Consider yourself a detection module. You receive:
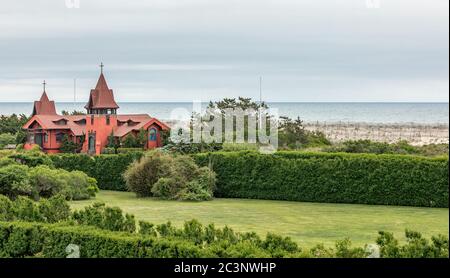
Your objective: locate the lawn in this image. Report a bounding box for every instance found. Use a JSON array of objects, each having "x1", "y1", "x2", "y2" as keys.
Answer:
[{"x1": 70, "y1": 190, "x2": 449, "y2": 248}]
